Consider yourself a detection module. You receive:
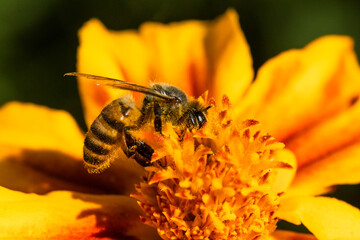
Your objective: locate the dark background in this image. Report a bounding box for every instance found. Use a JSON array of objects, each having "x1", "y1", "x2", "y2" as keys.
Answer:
[{"x1": 0, "y1": 0, "x2": 359, "y2": 233}]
